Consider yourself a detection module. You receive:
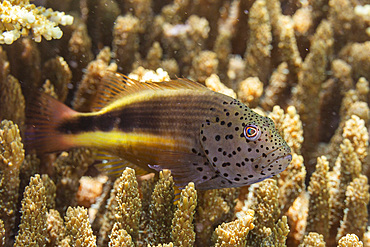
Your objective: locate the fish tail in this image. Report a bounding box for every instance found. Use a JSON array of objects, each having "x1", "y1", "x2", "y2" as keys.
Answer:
[{"x1": 25, "y1": 93, "x2": 79, "y2": 154}]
